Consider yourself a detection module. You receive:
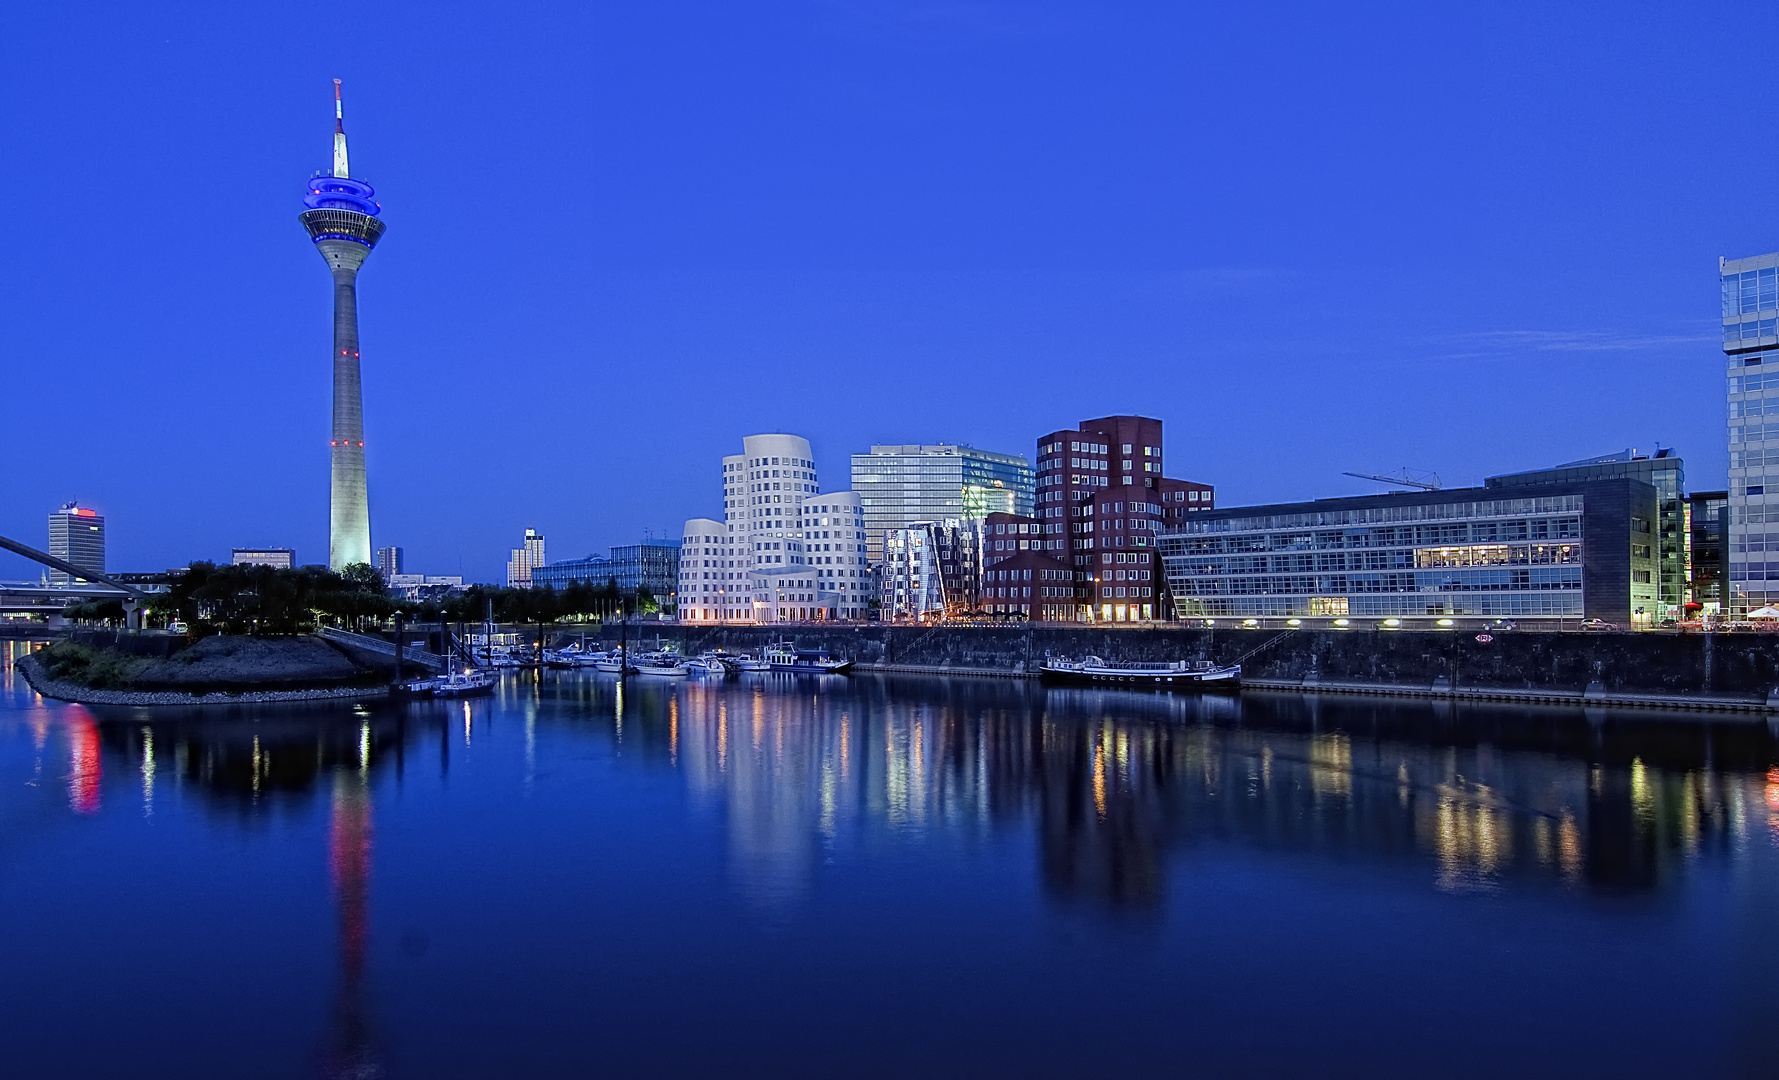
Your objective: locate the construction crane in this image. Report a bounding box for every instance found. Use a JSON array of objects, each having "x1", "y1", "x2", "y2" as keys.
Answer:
[{"x1": 1342, "y1": 469, "x2": 1441, "y2": 491}]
